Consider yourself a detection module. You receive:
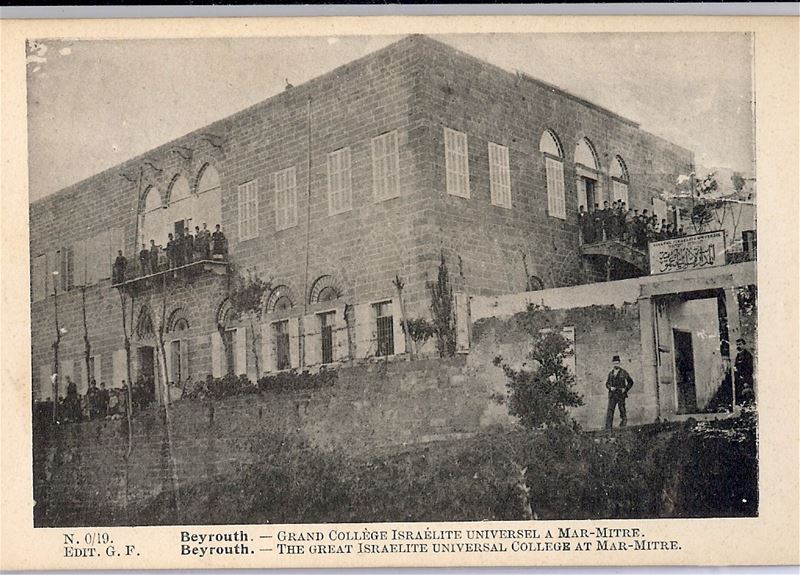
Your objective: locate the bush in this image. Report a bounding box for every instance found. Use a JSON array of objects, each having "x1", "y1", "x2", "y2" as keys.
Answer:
[
  {"x1": 184, "y1": 373, "x2": 257, "y2": 401},
  {"x1": 257, "y1": 368, "x2": 337, "y2": 393},
  {"x1": 495, "y1": 304, "x2": 583, "y2": 429}
]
